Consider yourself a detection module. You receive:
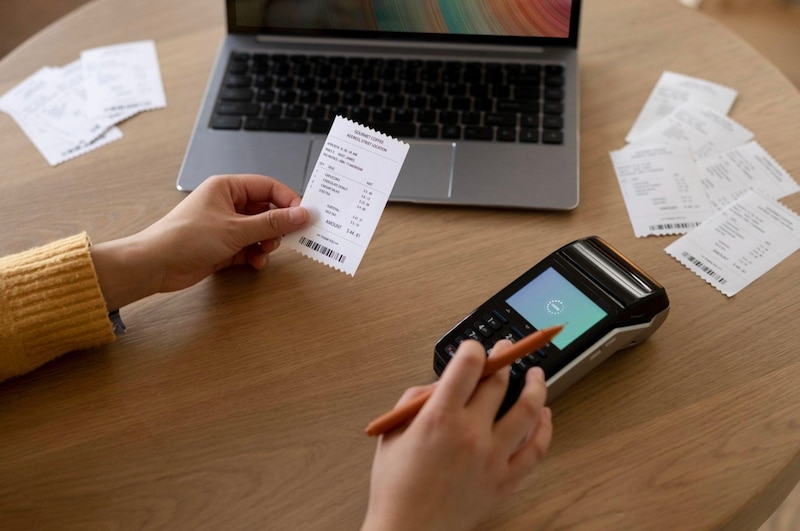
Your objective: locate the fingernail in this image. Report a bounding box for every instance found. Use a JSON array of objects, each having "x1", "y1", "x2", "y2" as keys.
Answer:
[
  {"x1": 289, "y1": 206, "x2": 306, "y2": 225},
  {"x1": 530, "y1": 366, "x2": 545, "y2": 380}
]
